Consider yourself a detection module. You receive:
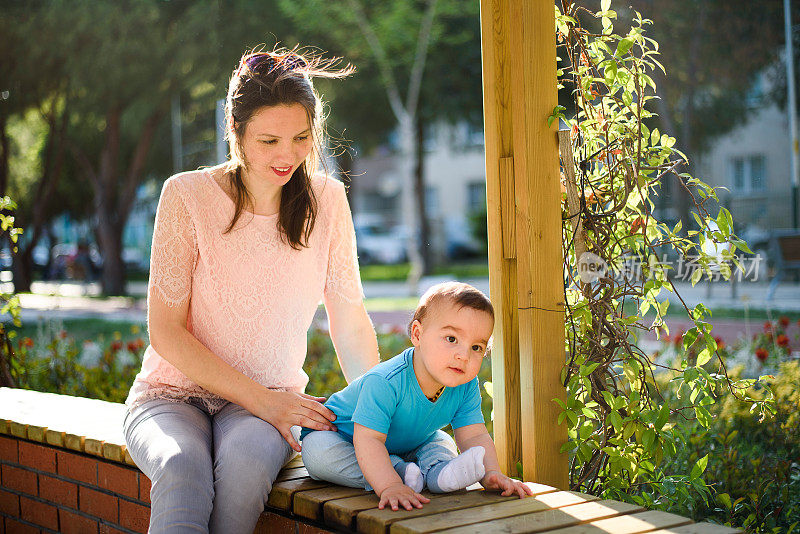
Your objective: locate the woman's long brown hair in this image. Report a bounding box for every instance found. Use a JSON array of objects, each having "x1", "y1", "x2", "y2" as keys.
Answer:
[{"x1": 223, "y1": 47, "x2": 354, "y2": 249}]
